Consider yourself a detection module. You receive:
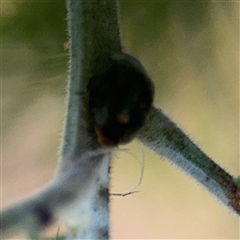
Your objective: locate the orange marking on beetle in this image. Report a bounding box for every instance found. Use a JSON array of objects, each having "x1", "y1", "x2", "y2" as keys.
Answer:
[
  {"x1": 94, "y1": 125, "x2": 117, "y2": 146},
  {"x1": 117, "y1": 113, "x2": 130, "y2": 124}
]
